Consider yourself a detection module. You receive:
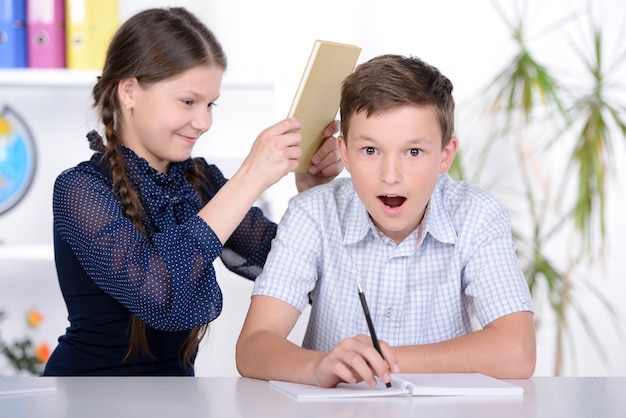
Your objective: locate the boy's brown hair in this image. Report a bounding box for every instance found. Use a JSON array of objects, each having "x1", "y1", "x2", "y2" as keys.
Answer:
[{"x1": 339, "y1": 54, "x2": 455, "y2": 149}]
